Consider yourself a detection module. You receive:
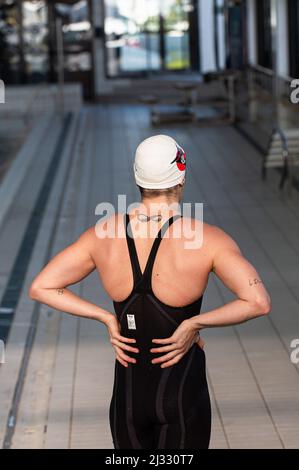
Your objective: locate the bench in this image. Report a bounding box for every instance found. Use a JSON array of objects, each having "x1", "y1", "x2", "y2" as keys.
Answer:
[
  {"x1": 138, "y1": 70, "x2": 238, "y2": 126},
  {"x1": 262, "y1": 128, "x2": 299, "y2": 190}
]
